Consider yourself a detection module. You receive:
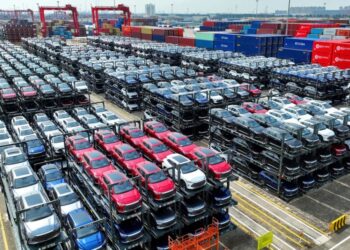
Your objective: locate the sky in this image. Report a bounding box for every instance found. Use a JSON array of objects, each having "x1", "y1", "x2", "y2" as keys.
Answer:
[{"x1": 4, "y1": 0, "x2": 350, "y2": 14}]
